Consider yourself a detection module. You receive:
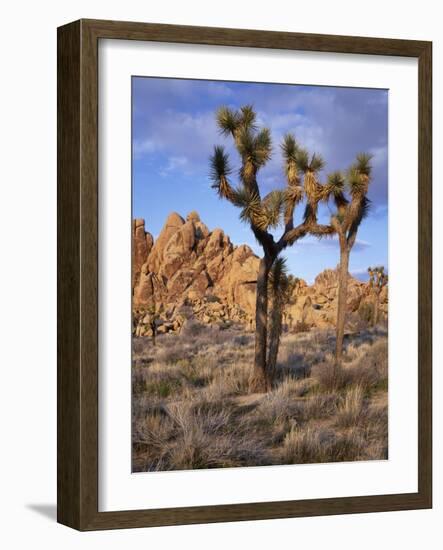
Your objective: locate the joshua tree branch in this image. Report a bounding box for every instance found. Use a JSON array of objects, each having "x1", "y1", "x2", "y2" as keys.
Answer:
[
  {"x1": 347, "y1": 226, "x2": 358, "y2": 249},
  {"x1": 277, "y1": 222, "x2": 308, "y2": 251}
]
